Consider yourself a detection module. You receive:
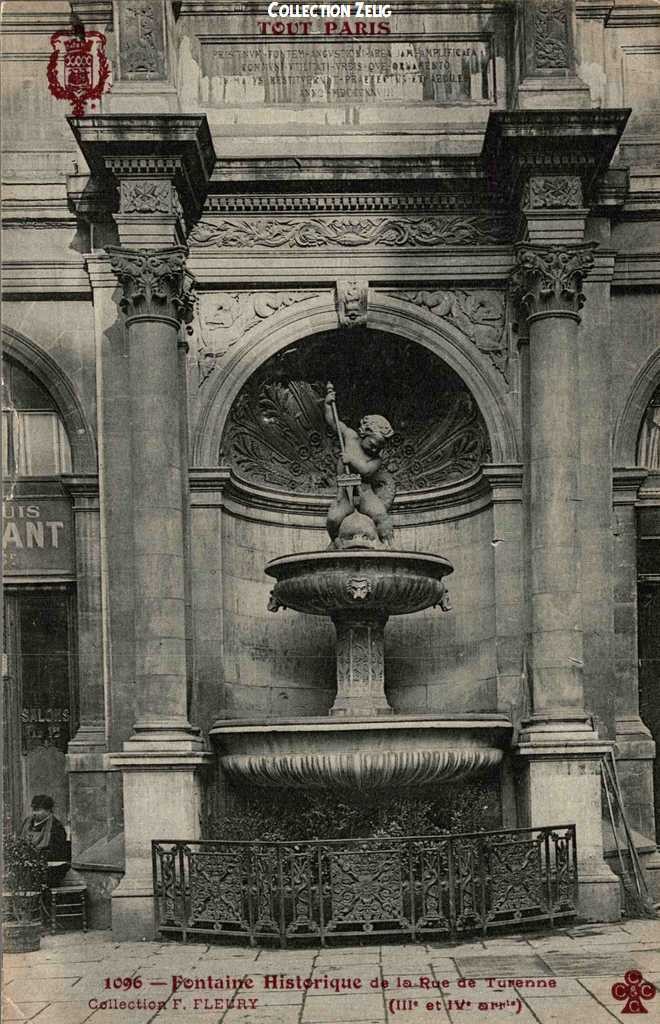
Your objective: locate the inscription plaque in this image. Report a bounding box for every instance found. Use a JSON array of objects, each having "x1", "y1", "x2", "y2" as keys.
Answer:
[{"x1": 203, "y1": 38, "x2": 494, "y2": 105}]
